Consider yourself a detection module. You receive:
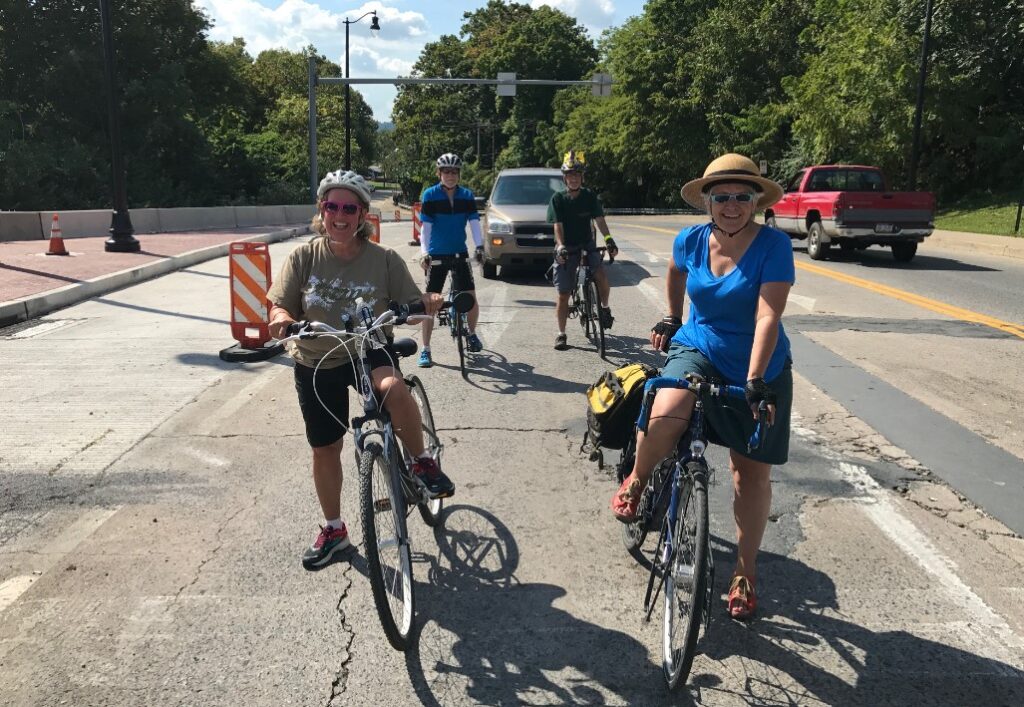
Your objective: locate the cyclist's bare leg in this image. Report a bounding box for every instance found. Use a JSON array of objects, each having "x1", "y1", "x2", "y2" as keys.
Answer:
[
  {"x1": 630, "y1": 388, "x2": 697, "y2": 486},
  {"x1": 730, "y1": 451, "x2": 772, "y2": 582},
  {"x1": 465, "y1": 290, "x2": 480, "y2": 332},
  {"x1": 372, "y1": 367, "x2": 425, "y2": 456},
  {"x1": 311, "y1": 439, "x2": 344, "y2": 520},
  {"x1": 556, "y1": 292, "x2": 570, "y2": 330},
  {"x1": 593, "y1": 267, "x2": 611, "y2": 308},
  {"x1": 421, "y1": 316, "x2": 434, "y2": 348}
]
